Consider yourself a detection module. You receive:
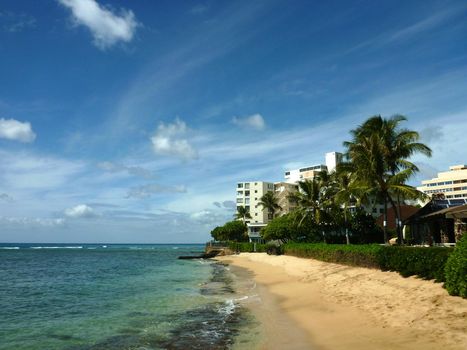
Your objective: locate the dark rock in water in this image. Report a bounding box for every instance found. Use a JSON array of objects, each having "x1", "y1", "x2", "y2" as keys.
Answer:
[{"x1": 178, "y1": 251, "x2": 219, "y2": 259}]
